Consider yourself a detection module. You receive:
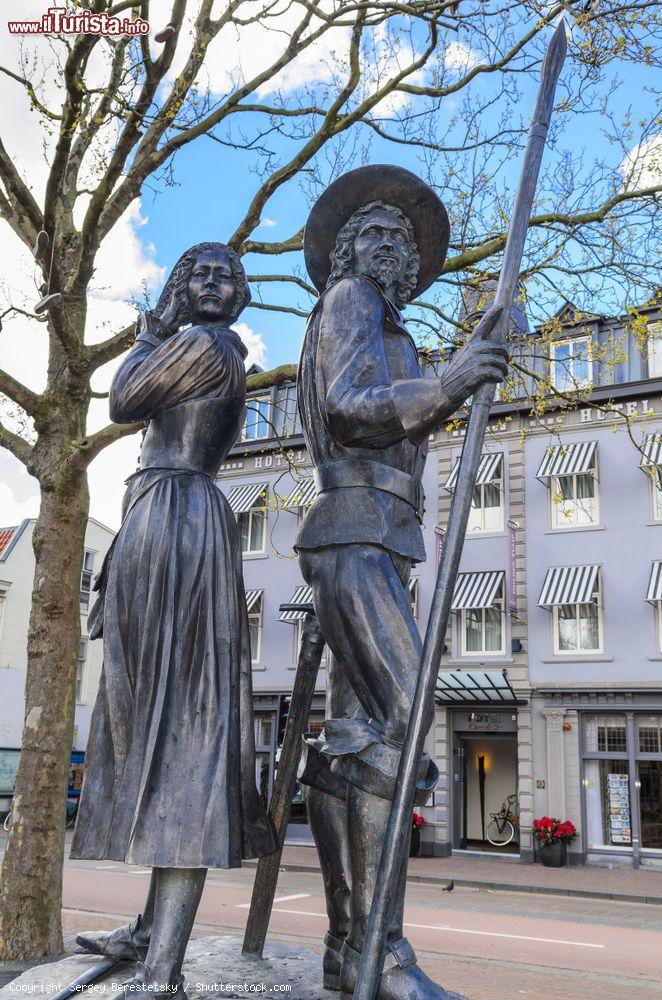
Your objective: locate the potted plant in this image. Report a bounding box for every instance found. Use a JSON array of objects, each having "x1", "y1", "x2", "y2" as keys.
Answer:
[
  {"x1": 533, "y1": 816, "x2": 577, "y2": 867},
  {"x1": 410, "y1": 812, "x2": 425, "y2": 857}
]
